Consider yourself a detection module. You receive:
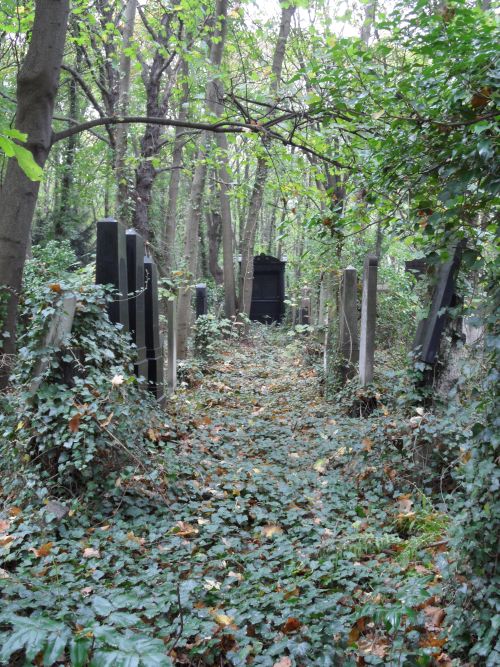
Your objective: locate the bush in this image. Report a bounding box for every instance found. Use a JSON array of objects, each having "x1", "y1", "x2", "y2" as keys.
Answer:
[{"x1": 0, "y1": 246, "x2": 171, "y2": 499}]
